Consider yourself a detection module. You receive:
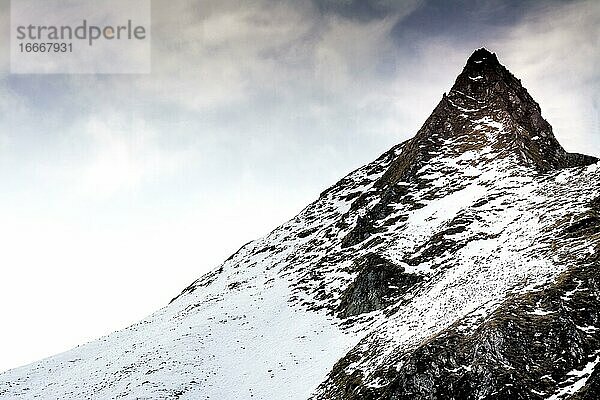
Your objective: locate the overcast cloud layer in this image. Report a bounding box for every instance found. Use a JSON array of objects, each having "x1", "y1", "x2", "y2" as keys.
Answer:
[{"x1": 0, "y1": 0, "x2": 598, "y2": 371}]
